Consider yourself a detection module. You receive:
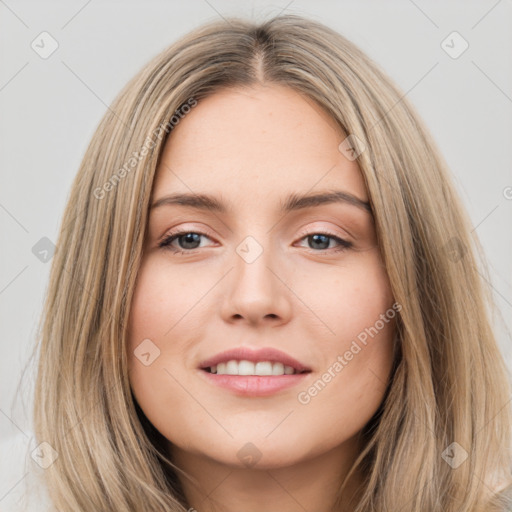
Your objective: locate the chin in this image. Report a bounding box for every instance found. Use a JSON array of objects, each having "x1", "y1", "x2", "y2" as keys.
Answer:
[{"x1": 187, "y1": 434, "x2": 316, "y2": 470}]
